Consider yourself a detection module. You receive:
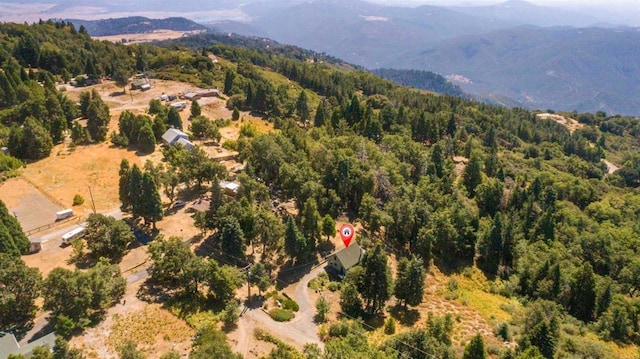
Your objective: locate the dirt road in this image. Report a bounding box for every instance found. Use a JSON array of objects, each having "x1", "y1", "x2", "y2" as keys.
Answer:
[{"x1": 233, "y1": 265, "x2": 326, "y2": 356}]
